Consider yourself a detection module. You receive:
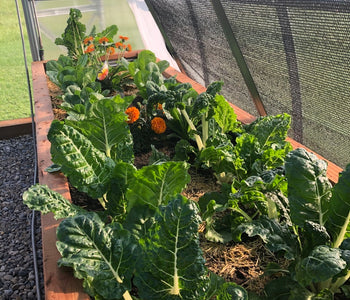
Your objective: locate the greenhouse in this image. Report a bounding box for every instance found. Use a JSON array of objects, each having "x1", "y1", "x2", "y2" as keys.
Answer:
[{"x1": 1, "y1": 0, "x2": 349, "y2": 299}]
